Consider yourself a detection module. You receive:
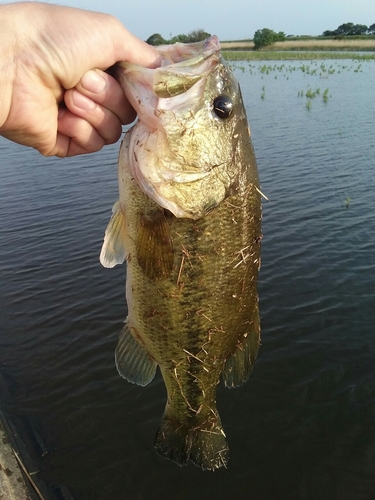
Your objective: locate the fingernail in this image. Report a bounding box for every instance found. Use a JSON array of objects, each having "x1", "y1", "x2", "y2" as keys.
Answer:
[
  {"x1": 72, "y1": 90, "x2": 96, "y2": 110},
  {"x1": 81, "y1": 70, "x2": 107, "y2": 94}
]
